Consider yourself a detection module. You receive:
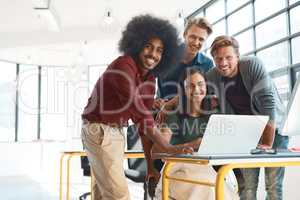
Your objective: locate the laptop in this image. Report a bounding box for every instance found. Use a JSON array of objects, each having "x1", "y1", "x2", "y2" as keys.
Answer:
[
  {"x1": 282, "y1": 73, "x2": 300, "y2": 136},
  {"x1": 197, "y1": 114, "x2": 269, "y2": 158}
]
